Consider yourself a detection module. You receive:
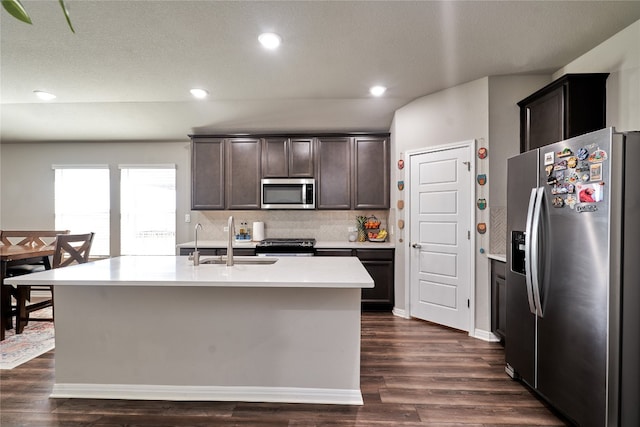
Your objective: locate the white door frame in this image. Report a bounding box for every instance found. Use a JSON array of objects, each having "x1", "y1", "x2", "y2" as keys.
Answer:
[{"x1": 404, "y1": 139, "x2": 476, "y2": 336}]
